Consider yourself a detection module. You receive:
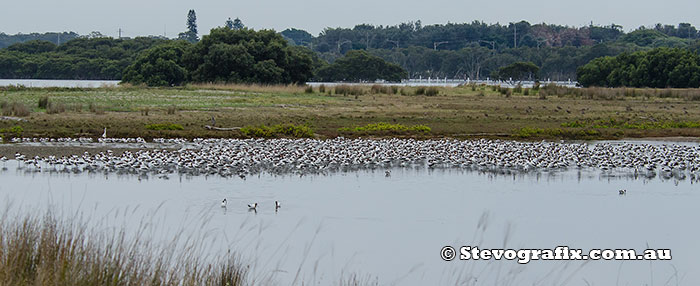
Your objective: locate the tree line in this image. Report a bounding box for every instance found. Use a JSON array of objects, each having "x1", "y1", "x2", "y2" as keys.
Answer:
[
  {"x1": 281, "y1": 22, "x2": 700, "y2": 81},
  {"x1": 3, "y1": 14, "x2": 700, "y2": 84},
  {"x1": 0, "y1": 37, "x2": 167, "y2": 79},
  {"x1": 577, "y1": 47, "x2": 700, "y2": 88},
  {"x1": 0, "y1": 32, "x2": 80, "y2": 49}
]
